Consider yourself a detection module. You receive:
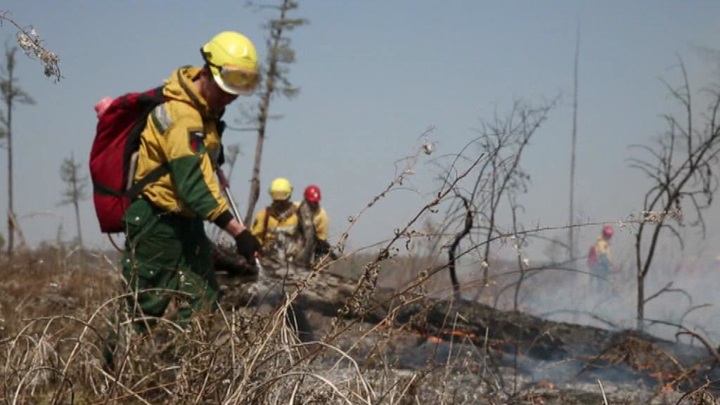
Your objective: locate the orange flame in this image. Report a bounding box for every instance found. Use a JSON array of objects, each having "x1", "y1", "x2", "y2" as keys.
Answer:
[
  {"x1": 427, "y1": 336, "x2": 443, "y2": 344},
  {"x1": 426, "y1": 328, "x2": 478, "y2": 342},
  {"x1": 537, "y1": 381, "x2": 555, "y2": 389}
]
